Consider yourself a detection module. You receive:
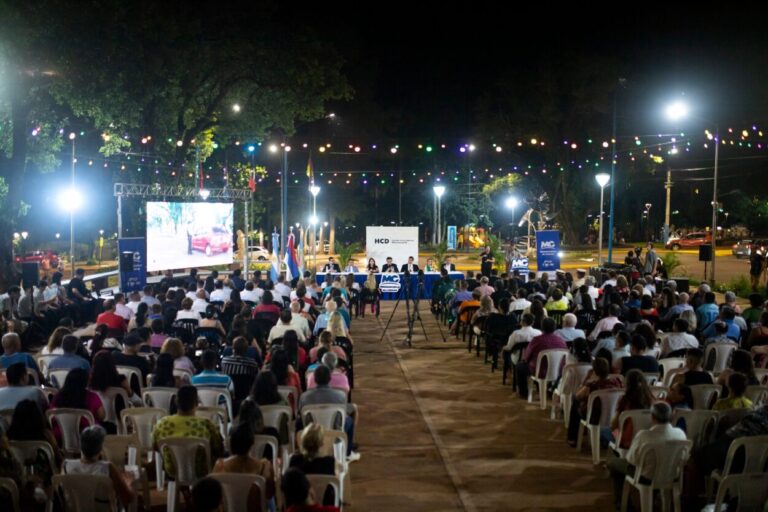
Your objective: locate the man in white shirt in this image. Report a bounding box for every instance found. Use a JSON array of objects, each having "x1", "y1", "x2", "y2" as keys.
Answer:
[
  {"x1": 343, "y1": 259, "x2": 359, "y2": 273},
  {"x1": 240, "y1": 281, "x2": 263, "y2": 304},
  {"x1": 140, "y1": 285, "x2": 161, "y2": 307},
  {"x1": 660, "y1": 318, "x2": 699, "y2": 357},
  {"x1": 126, "y1": 292, "x2": 142, "y2": 315},
  {"x1": 268, "y1": 309, "x2": 306, "y2": 343},
  {"x1": 608, "y1": 402, "x2": 687, "y2": 508},
  {"x1": 589, "y1": 304, "x2": 624, "y2": 341},
  {"x1": 600, "y1": 270, "x2": 618, "y2": 290},
  {"x1": 502, "y1": 313, "x2": 542, "y2": 365},
  {"x1": 554, "y1": 313, "x2": 585, "y2": 342},
  {"x1": 585, "y1": 276, "x2": 600, "y2": 302},
  {"x1": 113, "y1": 293, "x2": 134, "y2": 321},
  {"x1": 209, "y1": 280, "x2": 229, "y2": 302},
  {"x1": 573, "y1": 269, "x2": 587, "y2": 289},
  {"x1": 274, "y1": 275, "x2": 292, "y2": 302},
  {"x1": 191, "y1": 289, "x2": 209, "y2": 315},
  {"x1": 510, "y1": 289, "x2": 531, "y2": 313},
  {"x1": 289, "y1": 301, "x2": 311, "y2": 339}
]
